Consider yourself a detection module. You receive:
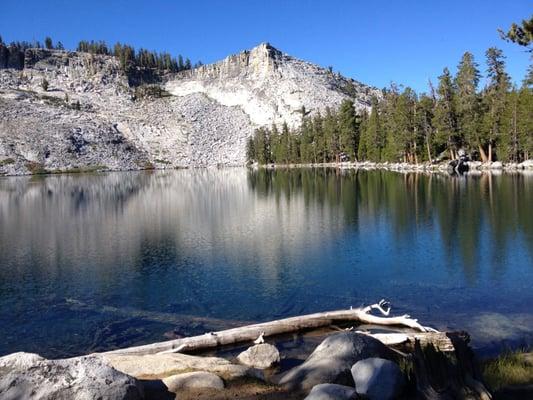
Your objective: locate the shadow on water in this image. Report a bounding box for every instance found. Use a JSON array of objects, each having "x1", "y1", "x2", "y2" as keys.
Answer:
[{"x1": 0, "y1": 169, "x2": 532, "y2": 357}]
